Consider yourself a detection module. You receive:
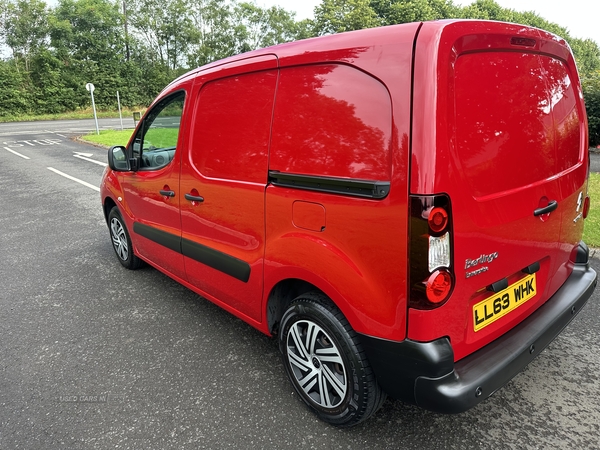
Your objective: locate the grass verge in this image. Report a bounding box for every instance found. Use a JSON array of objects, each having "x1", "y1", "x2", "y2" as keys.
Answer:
[
  {"x1": 80, "y1": 129, "x2": 134, "y2": 147},
  {"x1": 584, "y1": 172, "x2": 600, "y2": 247}
]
